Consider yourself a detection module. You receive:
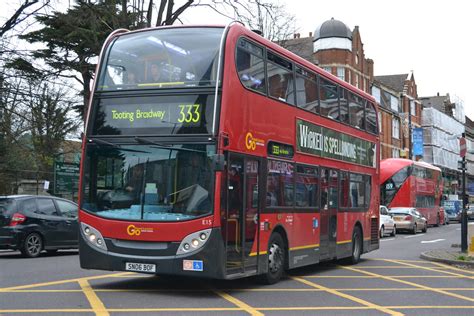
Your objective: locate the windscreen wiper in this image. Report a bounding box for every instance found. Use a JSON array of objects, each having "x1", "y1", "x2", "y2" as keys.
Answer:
[
  {"x1": 88, "y1": 138, "x2": 118, "y2": 147},
  {"x1": 134, "y1": 137, "x2": 206, "y2": 154},
  {"x1": 88, "y1": 138, "x2": 149, "y2": 153}
]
